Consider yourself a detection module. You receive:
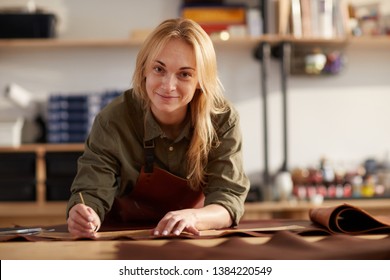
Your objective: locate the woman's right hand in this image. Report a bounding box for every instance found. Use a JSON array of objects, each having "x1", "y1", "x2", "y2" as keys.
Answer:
[{"x1": 67, "y1": 204, "x2": 101, "y2": 238}]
